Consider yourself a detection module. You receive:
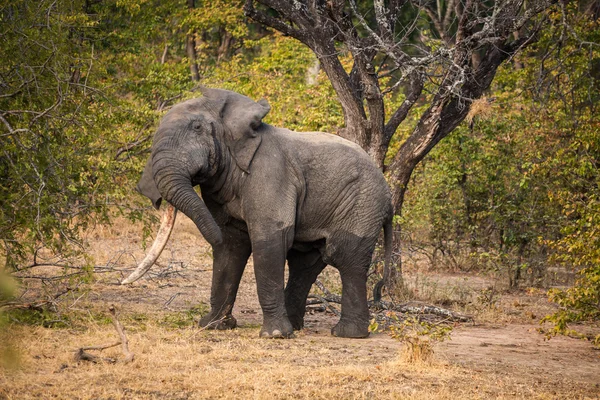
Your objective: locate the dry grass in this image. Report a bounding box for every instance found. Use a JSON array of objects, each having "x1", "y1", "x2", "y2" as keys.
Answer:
[
  {"x1": 1, "y1": 216, "x2": 599, "y2": 399},
  {"x1": 1, "y1": 322, "x2": 595, "y2": 400},
  {"x1": 400, "y1": 340, "x2": 434, "y2": 364}
]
